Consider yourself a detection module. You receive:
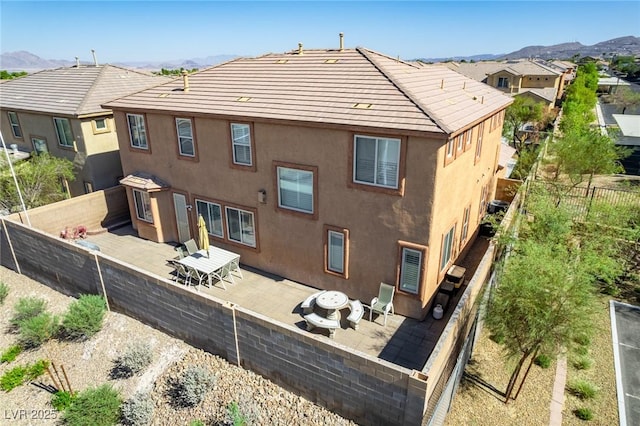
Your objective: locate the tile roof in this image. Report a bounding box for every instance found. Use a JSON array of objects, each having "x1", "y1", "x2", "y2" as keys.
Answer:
[
  {"x1": 105, "y1": 48, "x2": 512, "y2": 136},
  {"x1": 518, "y1": 87, "x2": 558, "y2": 103},
  {"x1": 119, "y1": 172, "x2": 170, "y2": 191},
  {"x1": 450, "y1": 59, "x2": 562, "y2": 82},
  {"x1": 0, "y1": 65, "x2": 171, "y2": 117}
]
